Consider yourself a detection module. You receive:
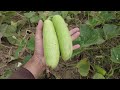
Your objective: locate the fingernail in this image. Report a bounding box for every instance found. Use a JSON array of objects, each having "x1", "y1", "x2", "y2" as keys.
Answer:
[
  {"x1": 39, "y1": 20, "x2": 43, "y2": 23},
  {"x1": 77, "y1": 32, "x2": 80, "y2": 35}
]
